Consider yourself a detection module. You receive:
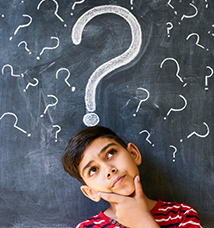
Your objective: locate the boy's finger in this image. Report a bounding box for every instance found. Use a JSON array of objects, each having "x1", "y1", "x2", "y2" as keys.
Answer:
[{"x1": 98, "y1": 192, "x2": 122, "y2": 203}]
